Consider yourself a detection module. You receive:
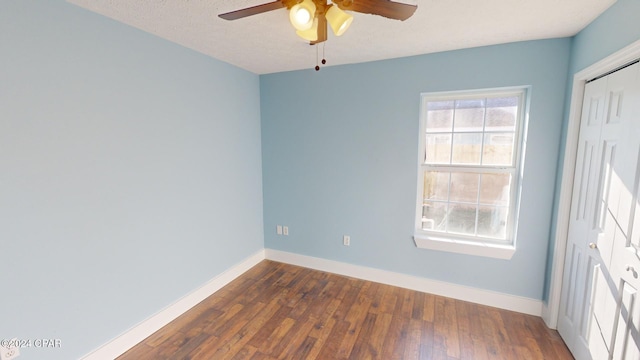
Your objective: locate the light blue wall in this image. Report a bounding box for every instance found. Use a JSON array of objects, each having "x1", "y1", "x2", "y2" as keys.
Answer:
[
  {"x1": 0, "y1": 1, "x2": 263, "y2": 359},
  {"x1": 570, "y1": 0, "x2": 640, "y2": 74},
  {"x1": 261, "y1": 39, "x2": 571, "y2": 300},
  {"x1": 544, "y1": 0, "x2": 640, "y2": 302}
]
